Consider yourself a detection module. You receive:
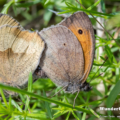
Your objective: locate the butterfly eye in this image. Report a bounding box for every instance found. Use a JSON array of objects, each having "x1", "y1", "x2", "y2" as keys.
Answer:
[
  {"x1": 78, "y1": 29, "x2": 83, "y2": 34},
  {"x1": 37, "y1": 66, "x2": 41, "y2": 70}
]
